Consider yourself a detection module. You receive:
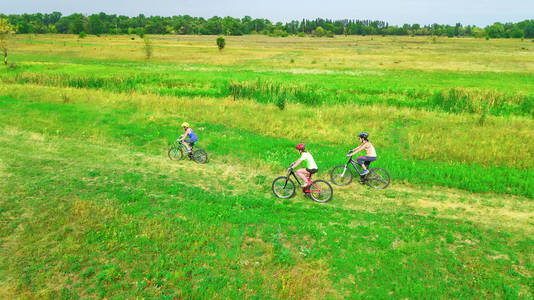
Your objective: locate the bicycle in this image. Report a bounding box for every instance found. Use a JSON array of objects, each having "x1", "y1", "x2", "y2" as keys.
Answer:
[
  {"x1": 272, "y1": 166, "x2": 333, "y2": 203},
  {"x1": 330, "y1": 154, "x2": 390, "y2": 189},
  {"x1": 168, "y1": 136, "x2": 208, "y2": 164}
]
